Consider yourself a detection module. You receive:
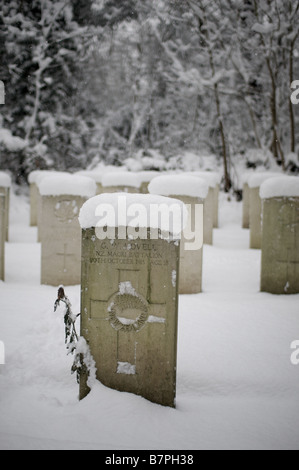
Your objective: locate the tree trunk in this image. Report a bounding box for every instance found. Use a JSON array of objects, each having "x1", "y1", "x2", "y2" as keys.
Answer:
[
  {"x1": 267, "y1": 58, "x2": 285, "y2": 170},
  {"x1": 208, "y1": 48, "x2": 232, "y2": 192},
  {"x1": 214, "y1": 82, "x2": 231, "y2": 192}
]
